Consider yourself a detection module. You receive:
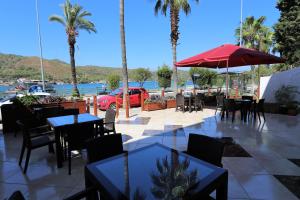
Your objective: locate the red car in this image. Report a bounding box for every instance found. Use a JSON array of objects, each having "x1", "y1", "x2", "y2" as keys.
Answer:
[{"x1": 97, "y1": 87, "x2": 149, "y2": 110}]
